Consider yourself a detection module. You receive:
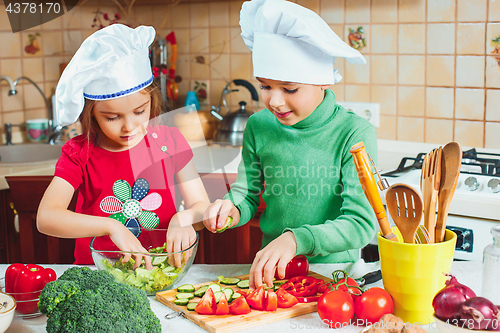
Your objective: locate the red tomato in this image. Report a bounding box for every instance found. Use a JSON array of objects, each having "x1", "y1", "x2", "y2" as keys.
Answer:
[
  {"x1": 195, "y1": 288, "x2": 217, "y2": 315},
  {"x1": 354, "y1": 287, "x2": 394, "y2": 325},
  {"x1": 246, "y1": 286, "x2": 265, "y2": 310},
  {"x1": 274, "y1": 255, "x2": 309, "y2": 280},
  {"x1": 264, "y1": 290, "x2": 278, "y2": 311},
  {"x1": 333, "y1": 277, "x2": 362, "y2": 300},
  {"x1": 276, "y1": 288, "x2": 299, "y2": 308},
  {"x1": 215, "y1": 293, "x2": 230, "y2": 315},
  {"x1": 229, "y1": 296, "x2": 251, "y2": 315},
  {"x1": 317, "y1": 290, "x2": 355, "y2": 328}
]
